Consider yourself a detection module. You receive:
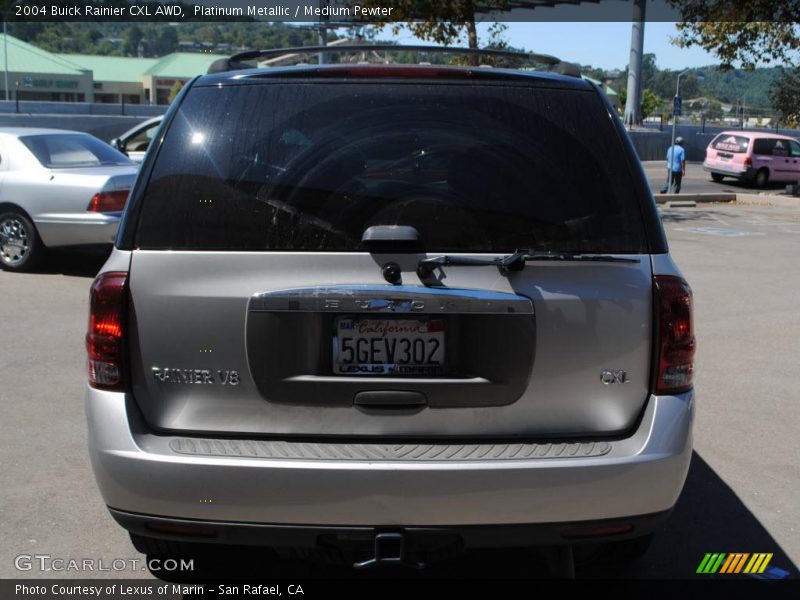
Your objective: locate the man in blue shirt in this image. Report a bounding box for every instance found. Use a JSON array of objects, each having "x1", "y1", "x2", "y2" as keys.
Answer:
[{"x1": 659, "y1": 137, "x2": 686, "y2": 194}]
